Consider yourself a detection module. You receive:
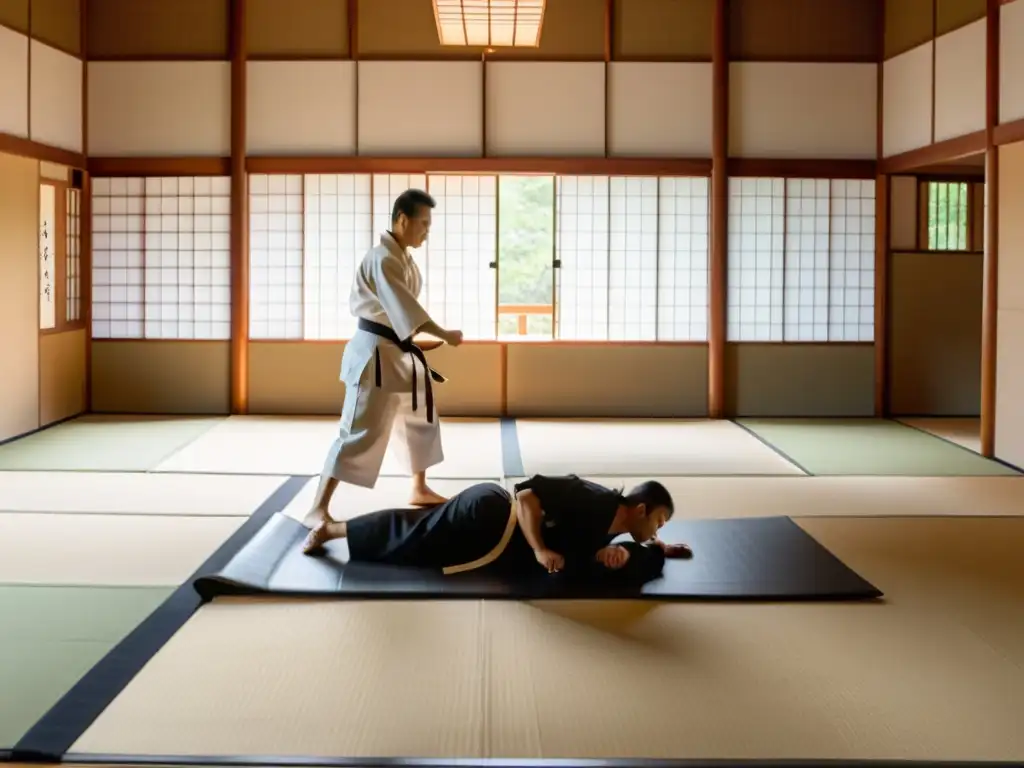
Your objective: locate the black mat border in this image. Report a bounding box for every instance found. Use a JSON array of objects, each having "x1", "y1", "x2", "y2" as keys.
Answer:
[
  {"x1": 9, "y1": 475, "x2": 310, "y2": 765},
  {"x1": 501, "y1": 417, "x2": 525, "y2": 477},
  {"x1": 59, "y1": 752, "x2": 1024, "y2": 768}
]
